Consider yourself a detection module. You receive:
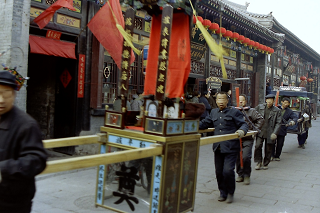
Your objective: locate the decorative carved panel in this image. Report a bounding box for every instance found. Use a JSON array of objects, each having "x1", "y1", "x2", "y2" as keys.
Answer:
[
  {"x1": 209, "y1": 65, "x2": 236, "y2": 79},
  {"x1": 191, "y1": 60, "x2": 204, "y2": 75}
]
